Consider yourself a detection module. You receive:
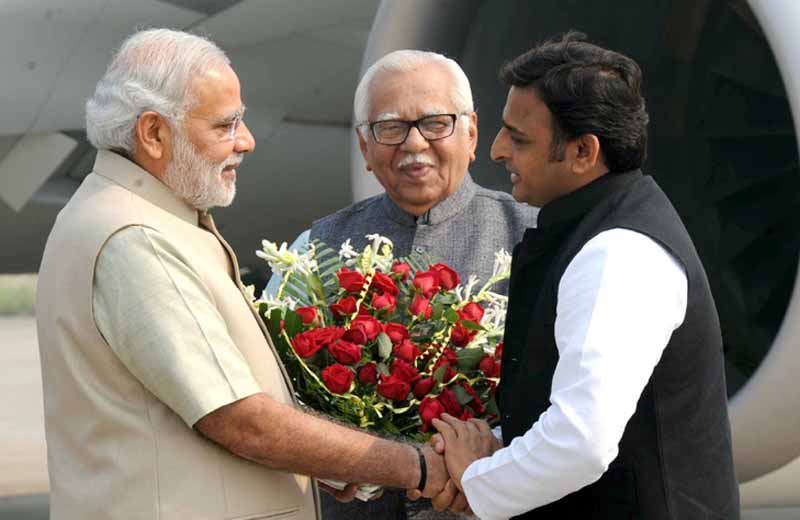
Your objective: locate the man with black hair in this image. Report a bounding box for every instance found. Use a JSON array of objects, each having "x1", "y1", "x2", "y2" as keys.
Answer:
[{"x1": 429, "y1": 32, "x2": 740, "y2": 519}]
